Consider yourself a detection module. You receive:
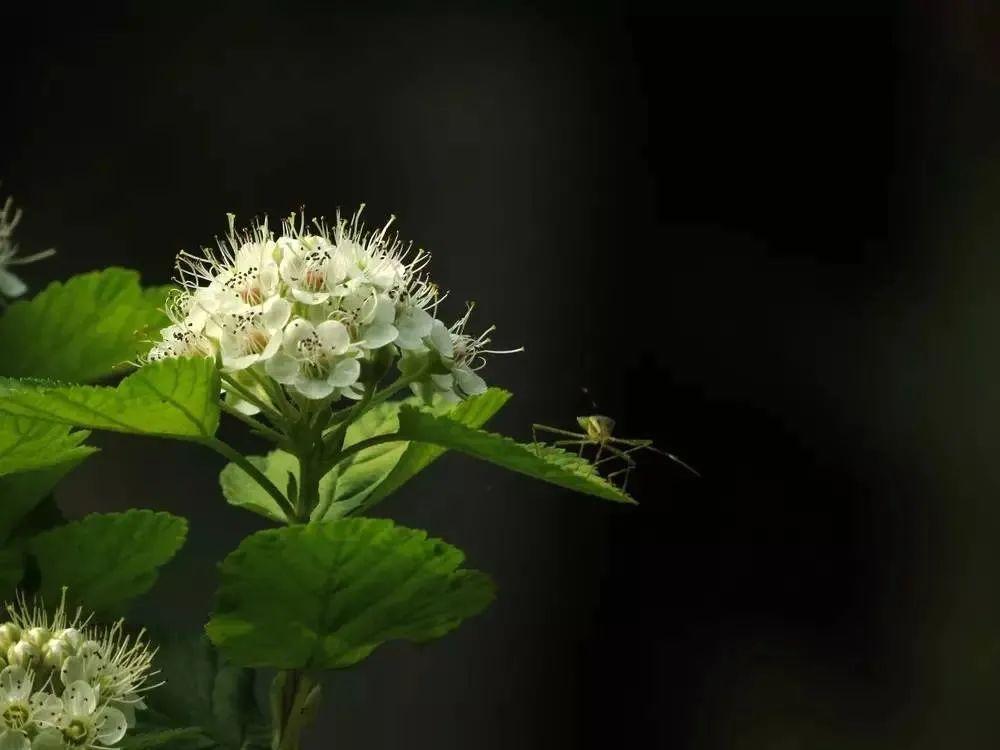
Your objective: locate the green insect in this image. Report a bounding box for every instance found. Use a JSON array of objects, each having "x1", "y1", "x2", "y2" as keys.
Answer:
[{"x1": 531, "y1": 414, "x2": 699, "y2": 491}]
